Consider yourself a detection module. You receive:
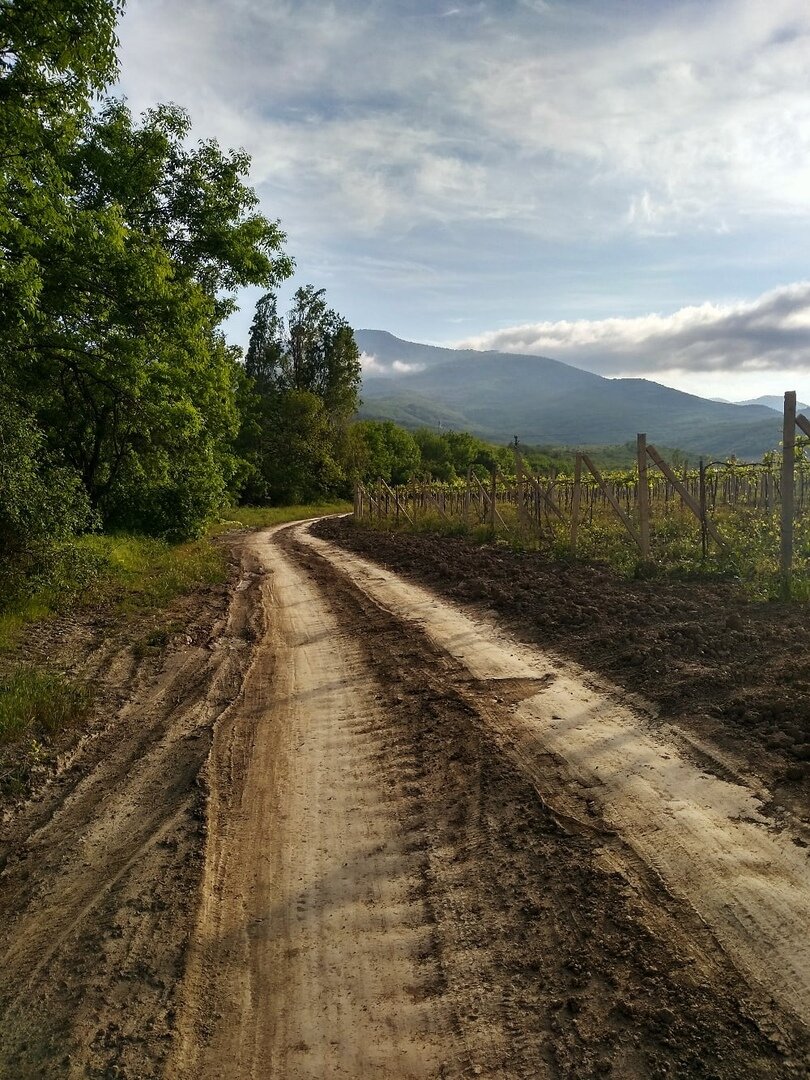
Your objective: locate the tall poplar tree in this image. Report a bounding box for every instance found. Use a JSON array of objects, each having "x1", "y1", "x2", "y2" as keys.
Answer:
[{"x1": 241, "y1": 287, "x2": 361, "y2": 503}]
